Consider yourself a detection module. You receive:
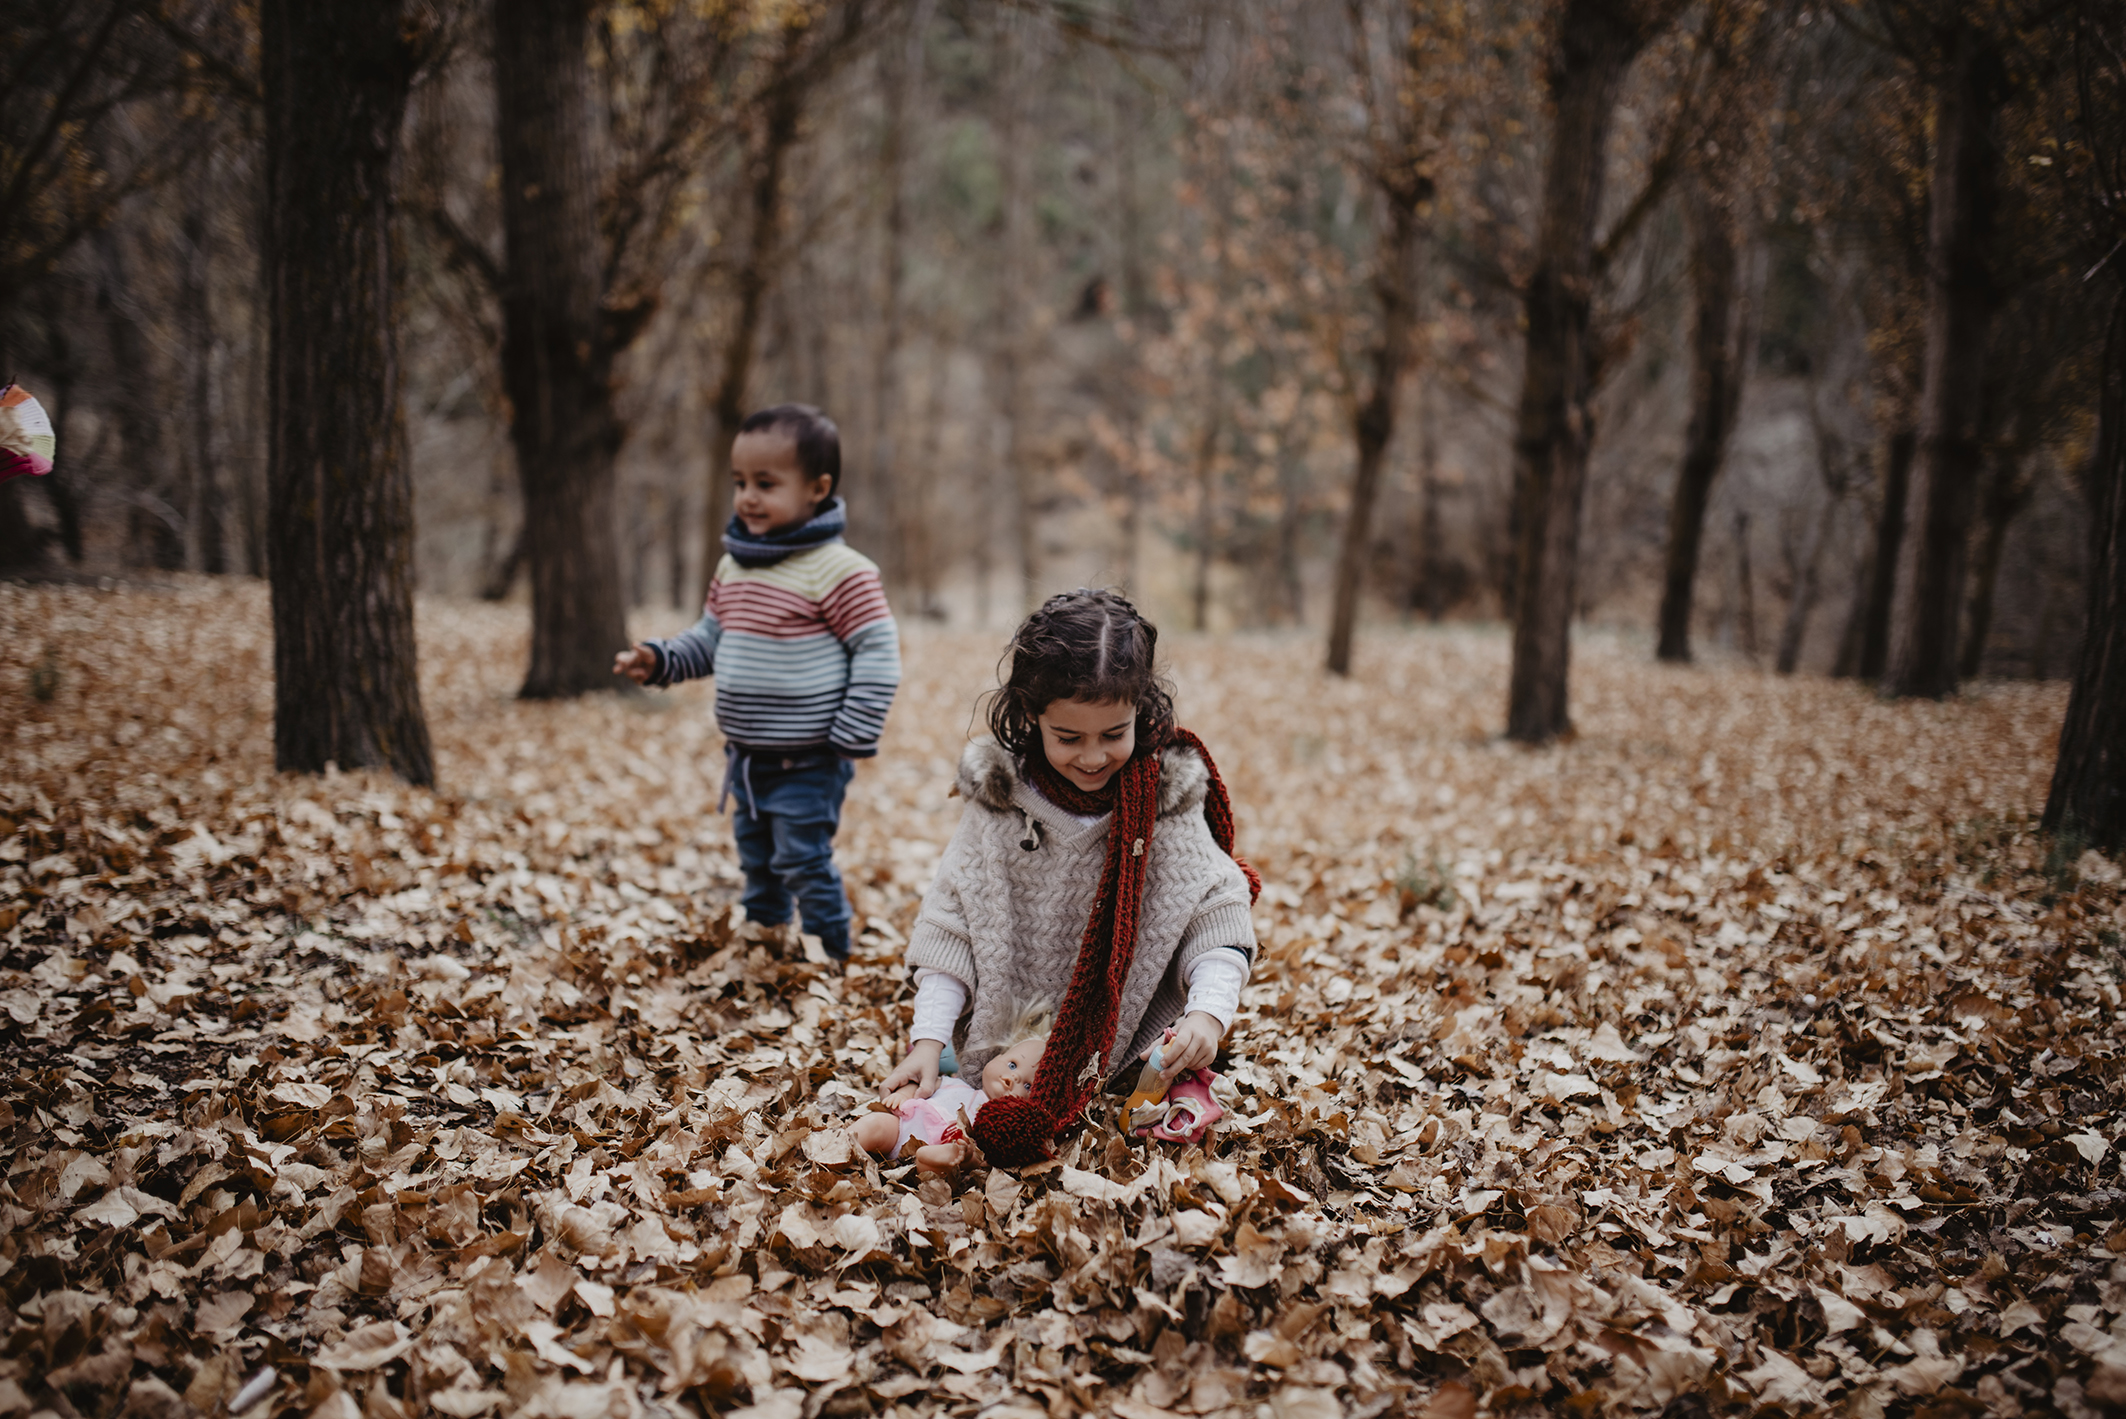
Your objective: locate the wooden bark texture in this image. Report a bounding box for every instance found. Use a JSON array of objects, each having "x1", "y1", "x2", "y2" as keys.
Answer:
[
  {"x1": 2045, "y1": 294, "x2": 2126, "y2": 850},
  {"x1": 701, "y1": 47, "x2": 803, "y2": 601},
  {"x1": 1504, "y1": 0, "x2": 1647, "y2": 740},
  {"x1": 1842, "y1": 426, "x2": 1914, "y2": 680},
  {"x1": 994, "y1": 7, "x2": 1039, "y2": 614},
  {"x1": 494, "y1": 0, "x2": 632, "y2": 700},
  {"x1": 1958, "y1": 450, "x2": 2034, "y2": 681},
  {"x1": 1326, "y1": 201, "x2": 1420, "y2": 676},
  {"x1": 261, "y1": 0, "x2": 433, "y2": 787},
  {"x1": 1655, "y1": 174, "x2": 1744, "y2": 664},
  {"x1": 1886, "y1": 27, "x2": 2002, "y2": 699}
]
